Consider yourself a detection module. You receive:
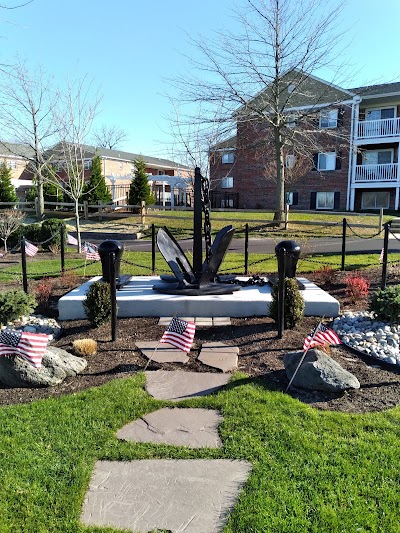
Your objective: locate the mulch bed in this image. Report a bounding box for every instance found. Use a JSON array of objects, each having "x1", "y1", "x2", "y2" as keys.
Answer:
[{"x1": 1, "y1": 262, "x2": 400, "y2": 413}]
